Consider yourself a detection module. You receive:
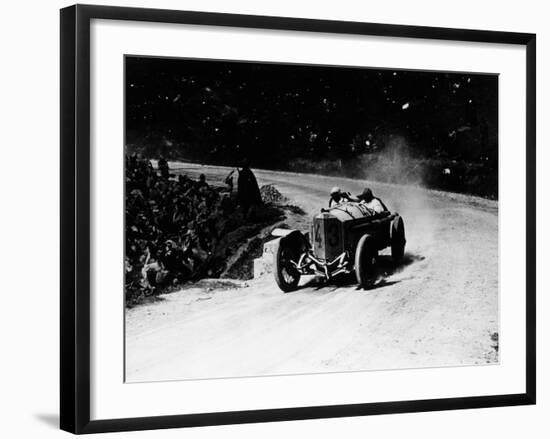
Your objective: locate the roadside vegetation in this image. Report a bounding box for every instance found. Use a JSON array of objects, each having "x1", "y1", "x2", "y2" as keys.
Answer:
[{"x1": 125, "y1": 157, "x2": 287, "y2": 307}]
